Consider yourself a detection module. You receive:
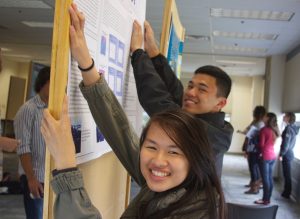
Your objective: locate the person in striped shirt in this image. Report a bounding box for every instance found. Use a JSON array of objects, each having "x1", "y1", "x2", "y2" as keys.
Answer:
[{"x1": 14, "y1": 67, "x2": 50, "y2": 219}]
